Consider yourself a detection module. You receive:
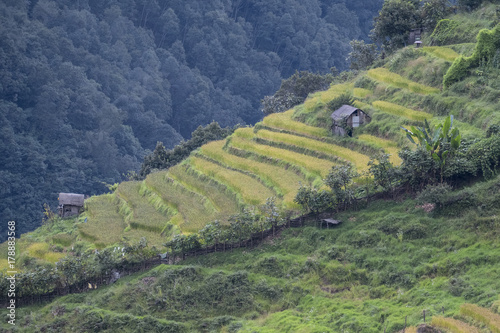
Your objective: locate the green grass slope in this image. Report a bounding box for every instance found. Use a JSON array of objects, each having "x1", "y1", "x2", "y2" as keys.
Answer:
[{"x1": 5, "y1": 174, "x2": 500, "y2": 332}]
